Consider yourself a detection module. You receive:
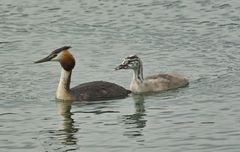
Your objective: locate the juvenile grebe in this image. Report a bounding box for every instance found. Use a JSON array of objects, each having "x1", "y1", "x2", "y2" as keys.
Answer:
[
  {"x1": 34, "y1": 46, "x2": 130, "y2": 101},
  {"x1": 115, "y1": 55, "x2": 189, "y2": 93}
]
